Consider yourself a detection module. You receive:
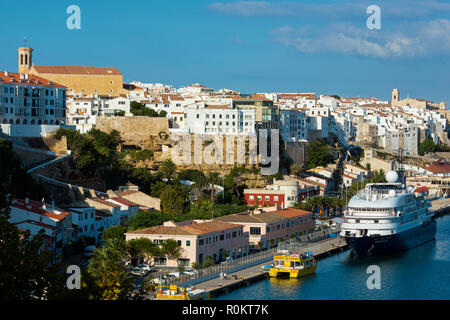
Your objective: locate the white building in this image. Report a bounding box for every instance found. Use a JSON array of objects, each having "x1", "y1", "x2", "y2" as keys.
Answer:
[
  {"x1": 280, "y1": 109, "x2": 308, "y2": 142},
  {"x1": 0, "y1": 71, "x2": 68, "y2": 137},
  {"x1": 184, "y1": 103, "x2": 256, "y2": 135},
  {"x1": 9, "y1": 198, "x2": 73, "y2": 263}
]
